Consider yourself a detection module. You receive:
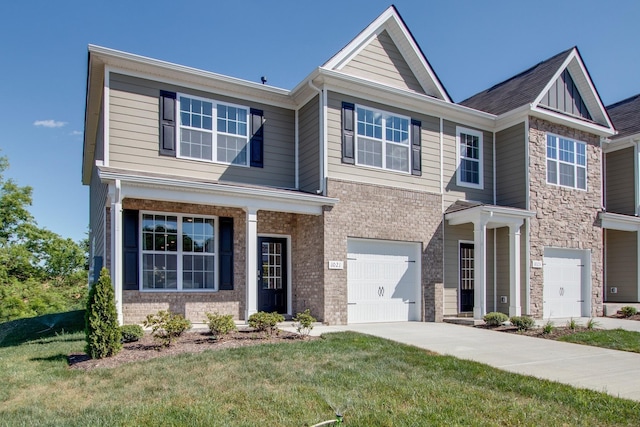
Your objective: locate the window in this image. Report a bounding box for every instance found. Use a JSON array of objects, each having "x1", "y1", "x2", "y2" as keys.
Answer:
[
  {"x1": 456, "y1": 127, "x2": 483, "y2": 188},
  {"x1": 178, "y1": 95, "x2": 249, "y2": 166},
  {"x1": 546, "y1": 134, "x2": 586, "y2": 190},
  {"x1": 355, "y1": 106, "x2": 410, "y2": 173},
  {"x1": 141, "y1": 213, "x2": 216, "y2": 291}
]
